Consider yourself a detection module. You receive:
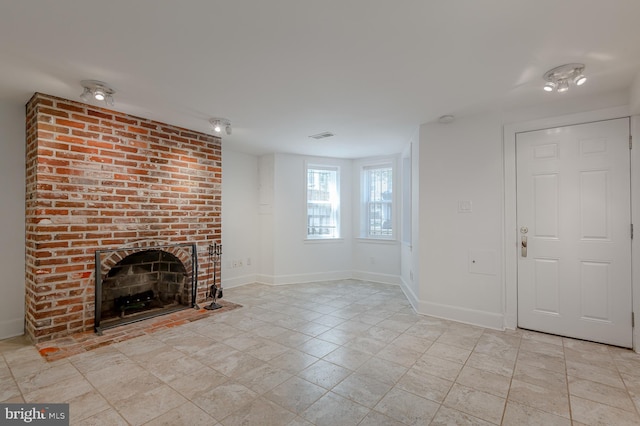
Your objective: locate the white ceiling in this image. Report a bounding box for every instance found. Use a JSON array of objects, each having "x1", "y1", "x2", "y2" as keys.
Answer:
[{"x1": 1, "y1": 1, "x2": 639, "y2": 158}]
